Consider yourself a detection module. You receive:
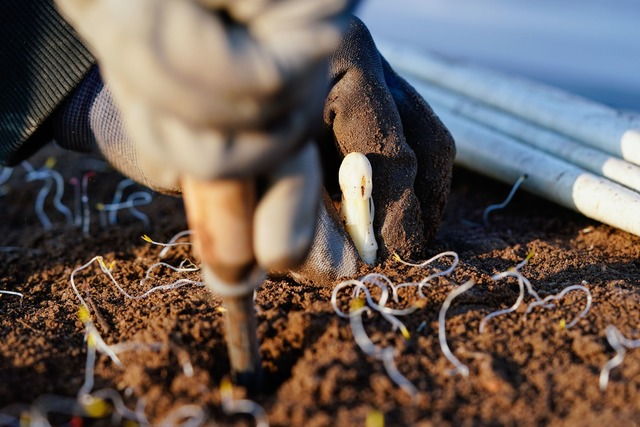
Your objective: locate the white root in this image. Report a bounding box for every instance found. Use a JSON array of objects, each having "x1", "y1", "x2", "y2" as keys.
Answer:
[
  {"x1": 524, "y1": 284, "x2": 592, "y2": 328},
  {"x1": 70, "y1": 256, "x2": 204, "y2": 309},
  {"x1": 438, "y1": 280, "x2": 475, "y2": 377},
  {"x1": 482, "y1": 174, "x2": 528, "y2": 227},
  {"x1": 142, "y1": 230, "x2": 194, "y2": 258},
  {"x1": 109, "y1": 178, "x2": 136, "y2": 225},
  {"x1": 158, "y1": 404, "x2": 206, "y2": 427},
  {"x1": 478, "y1": 271, "x2": 527, "y2": 334},
  {"x1": 392, "y1": 251, "x2": 459, "y2": 300},
  {"x1": 331, "y1": 276, "x2": 420, "y2": 399},
  {"x1": 349, "y1": 302, "x2": 418, "y2": 398},
  {"x1": 599, "y1": 325, "x2": 640, "y2": 391},
  {"x1": 0, "y1": 290, "x2": 24, "y2": 307}
]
